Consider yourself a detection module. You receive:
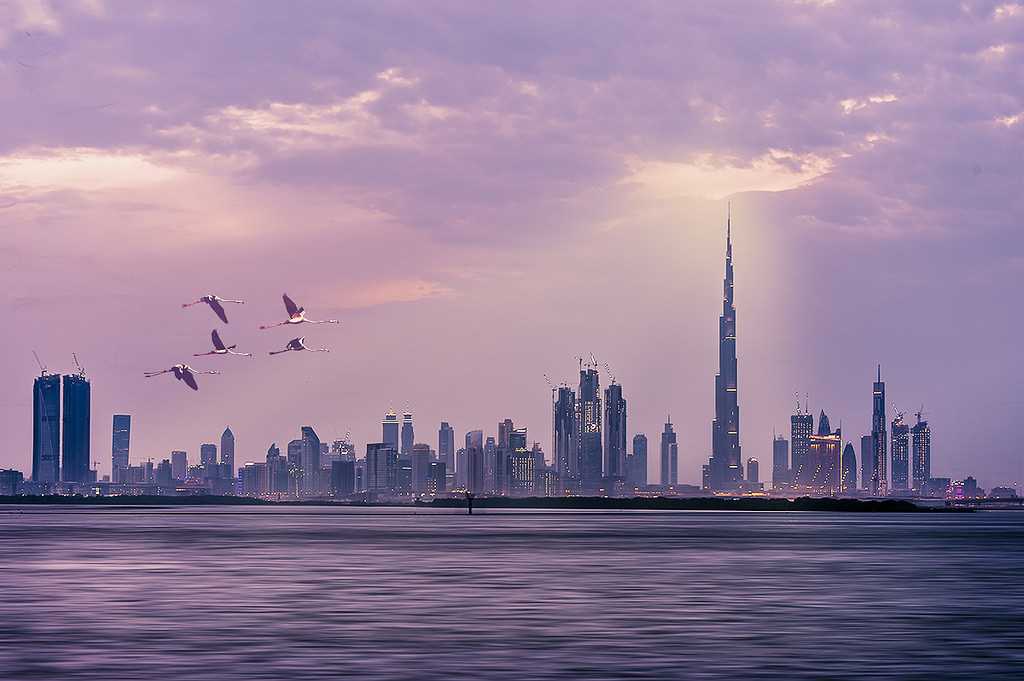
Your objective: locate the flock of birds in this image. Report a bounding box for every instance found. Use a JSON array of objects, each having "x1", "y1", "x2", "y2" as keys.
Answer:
[{"x1": 144, "y1": 294, "x2": 339, "y2": 391}]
